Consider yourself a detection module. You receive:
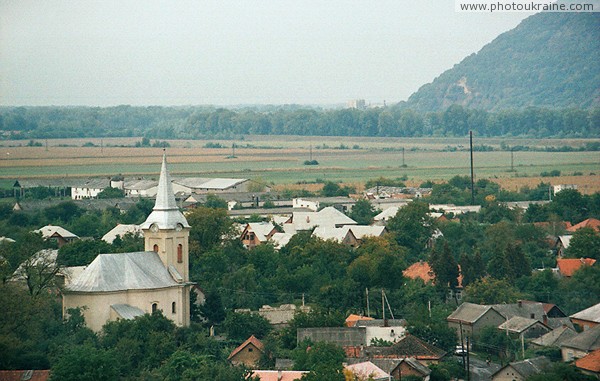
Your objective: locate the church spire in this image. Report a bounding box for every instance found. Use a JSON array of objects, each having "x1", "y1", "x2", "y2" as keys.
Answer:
[
  {"x1": 141, "y1": 152, "x2": 190, "y2": 230},
  {"x1": 154, "y1": 152, "x2": 178, "y2": 211}
]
